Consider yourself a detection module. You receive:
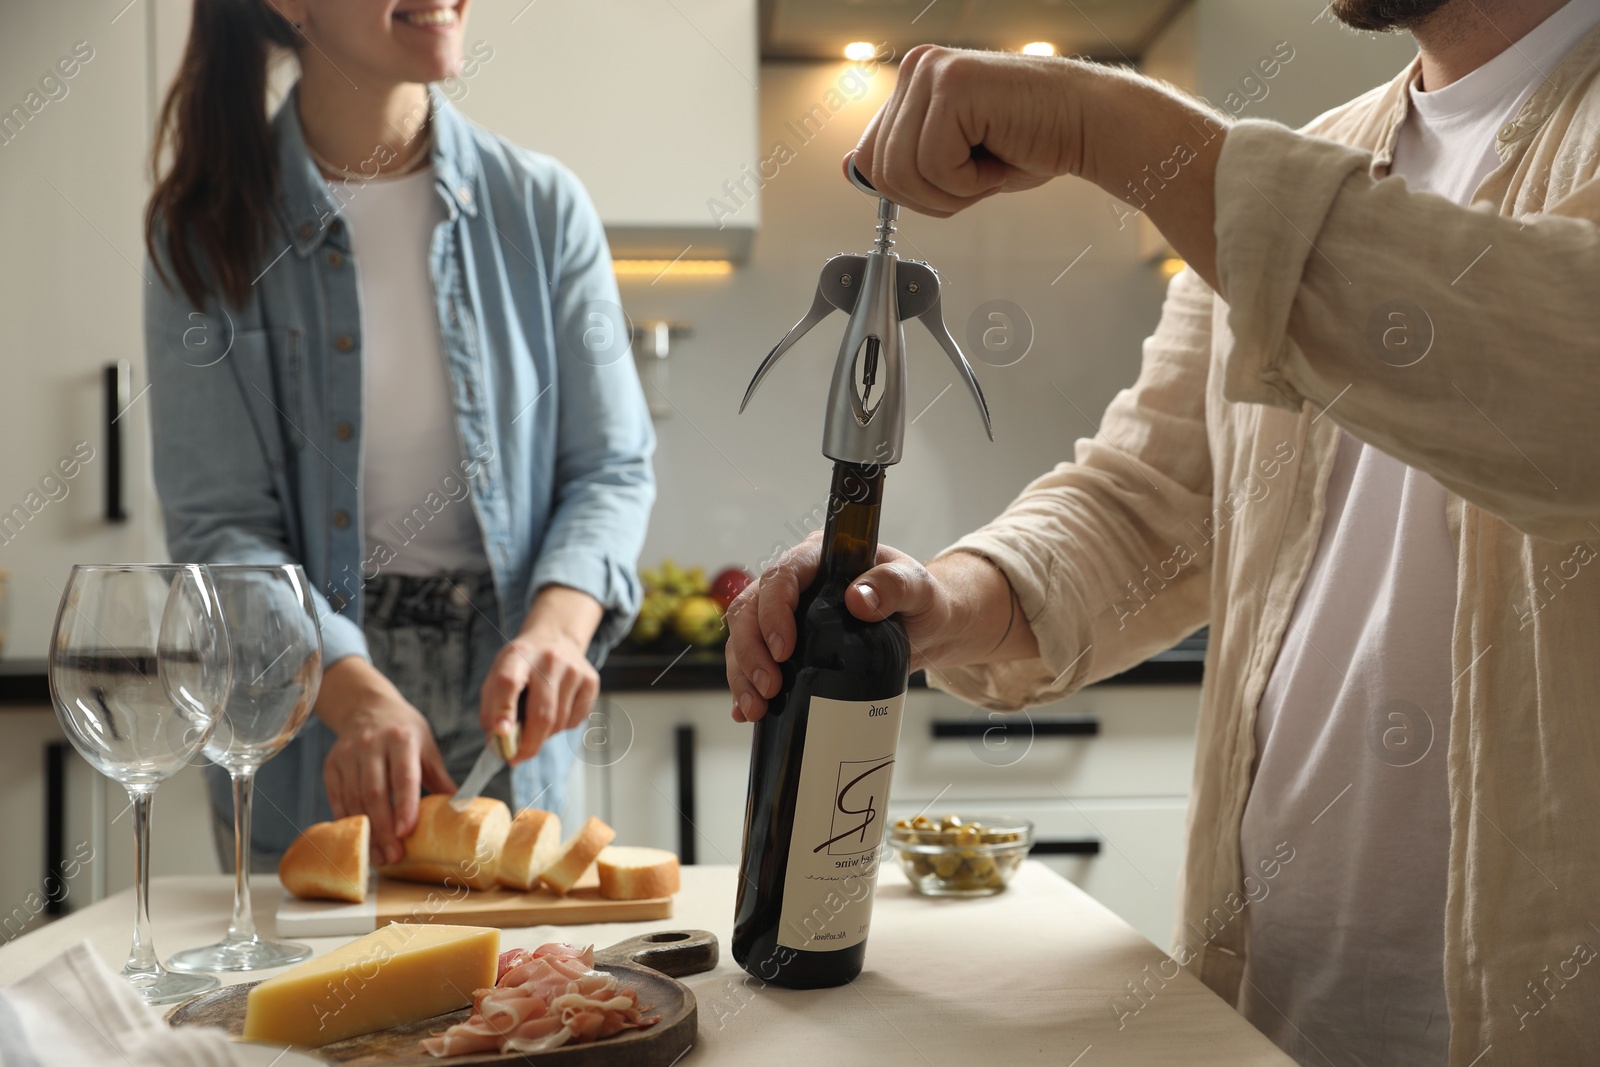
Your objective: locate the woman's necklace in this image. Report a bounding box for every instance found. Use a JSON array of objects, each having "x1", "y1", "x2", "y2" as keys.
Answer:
[{"x1": 308, "y1": 122, "x2": 433, "y2": 182}]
